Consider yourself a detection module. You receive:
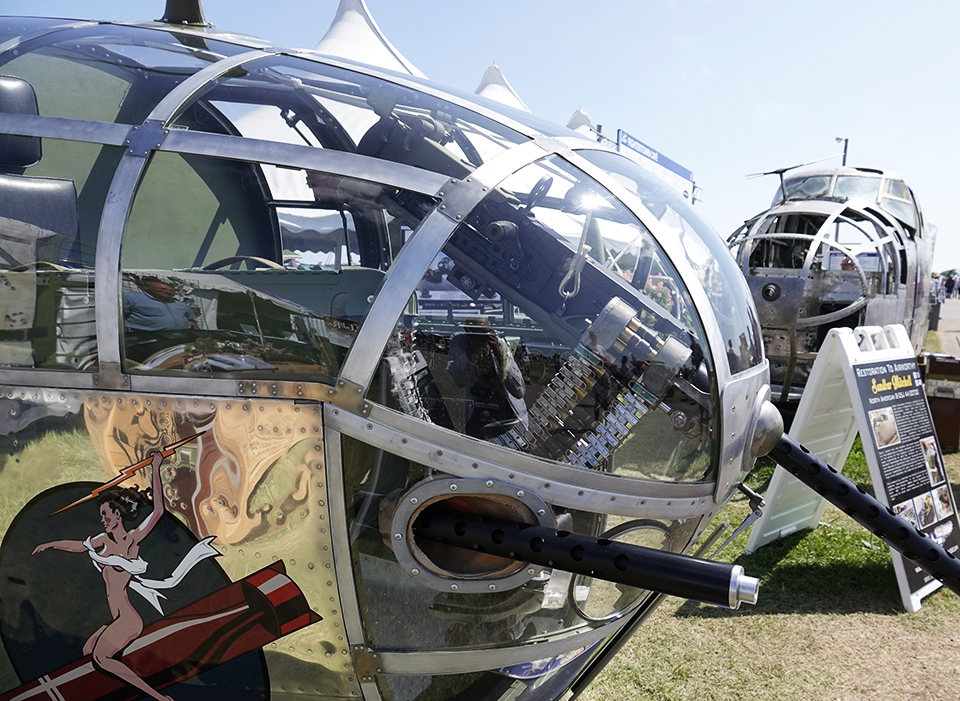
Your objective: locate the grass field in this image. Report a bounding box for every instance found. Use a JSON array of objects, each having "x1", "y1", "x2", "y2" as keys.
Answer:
[{"x1": 580, "y1": 438, "x2": 960, "y2": 701}]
